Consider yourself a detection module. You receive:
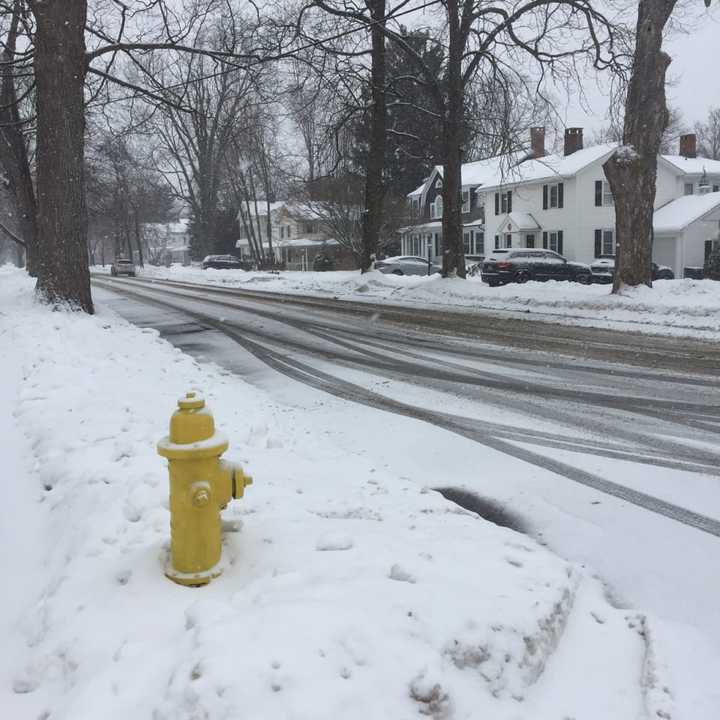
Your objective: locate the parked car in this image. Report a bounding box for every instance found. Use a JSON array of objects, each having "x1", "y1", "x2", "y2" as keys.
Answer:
[
  {"x1": 465, "y1": 254, "x2": 485, "y2": 277},
  {"x1": 590, "y1": 255, "x2": 675, "y2": 284},
  {"x1": 201, "y1": 254, "x2": 244, "y2": 270},
  {"x1": 374, "y1": 255, "x2": 441, "y2": 276},
  {"x1": 481, "y1": 249, "x2": 593, "y2": 286},
  {"x1": 313, "y1": 253, "x2": 336, "y2": 271},
  {"x1": 110, "y1": 257, "x2": 136, "y2": 277}
]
